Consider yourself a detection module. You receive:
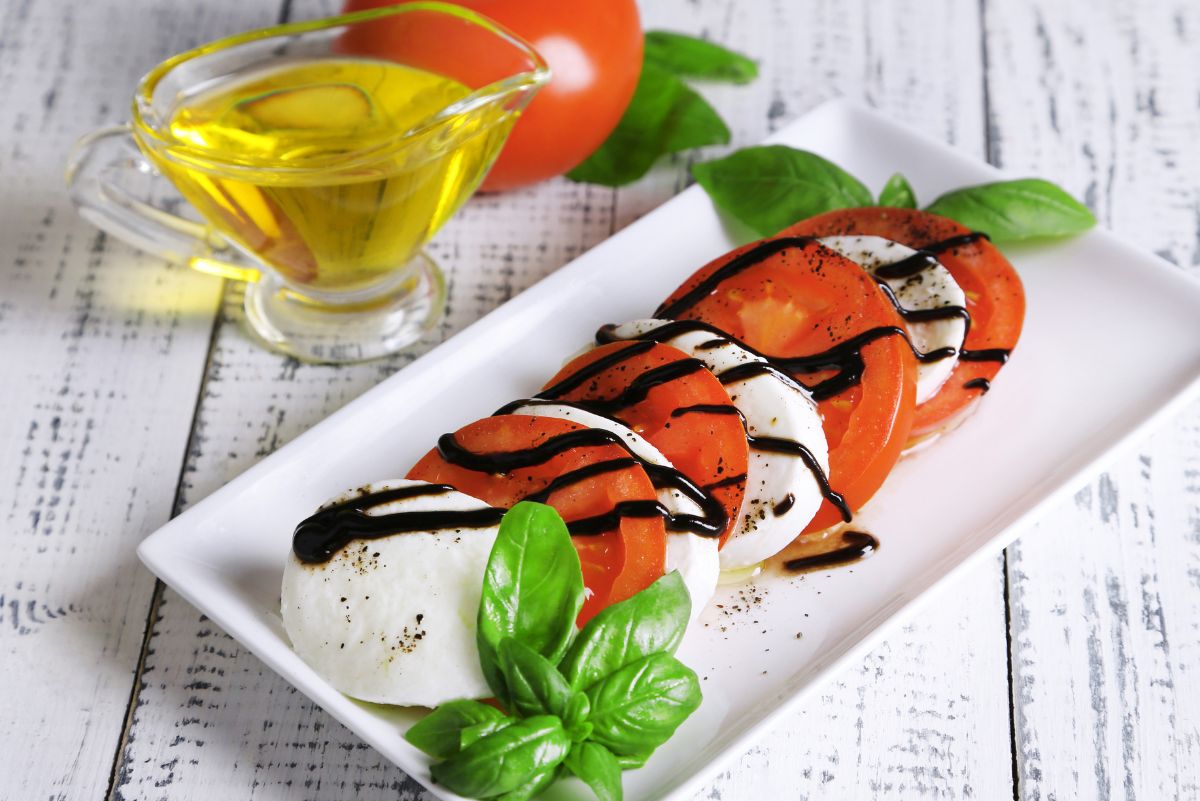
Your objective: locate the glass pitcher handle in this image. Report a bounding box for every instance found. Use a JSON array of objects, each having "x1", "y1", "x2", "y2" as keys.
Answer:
[{"x1": 65, "y1": 125, "x2": 260, "y2": 283}]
